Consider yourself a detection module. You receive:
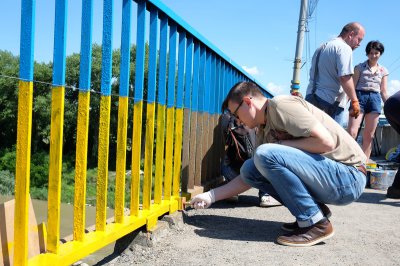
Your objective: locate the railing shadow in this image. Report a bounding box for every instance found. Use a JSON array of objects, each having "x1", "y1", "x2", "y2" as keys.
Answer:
[
  {"x1": 182, "y1": 211, "x2": 281, "y2": 243},
  {"x1": 181, "y1": 194, "x2": 284, "y2": 243}
]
